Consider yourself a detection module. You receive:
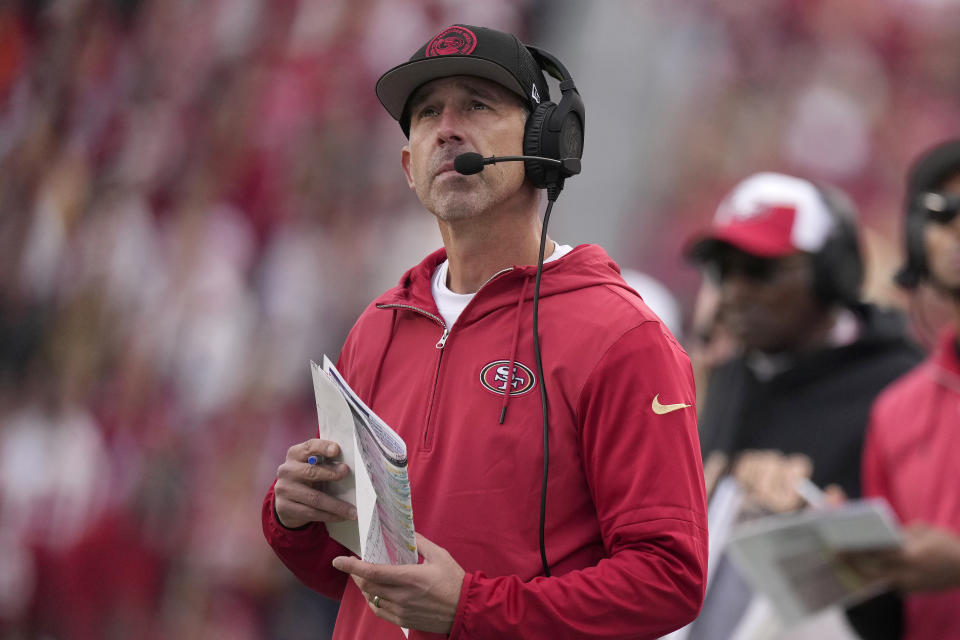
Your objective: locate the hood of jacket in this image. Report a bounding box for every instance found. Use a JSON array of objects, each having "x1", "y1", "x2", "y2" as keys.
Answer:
[{"x1": 373, "y1": 243, "x2": 637, "y2": 328}]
